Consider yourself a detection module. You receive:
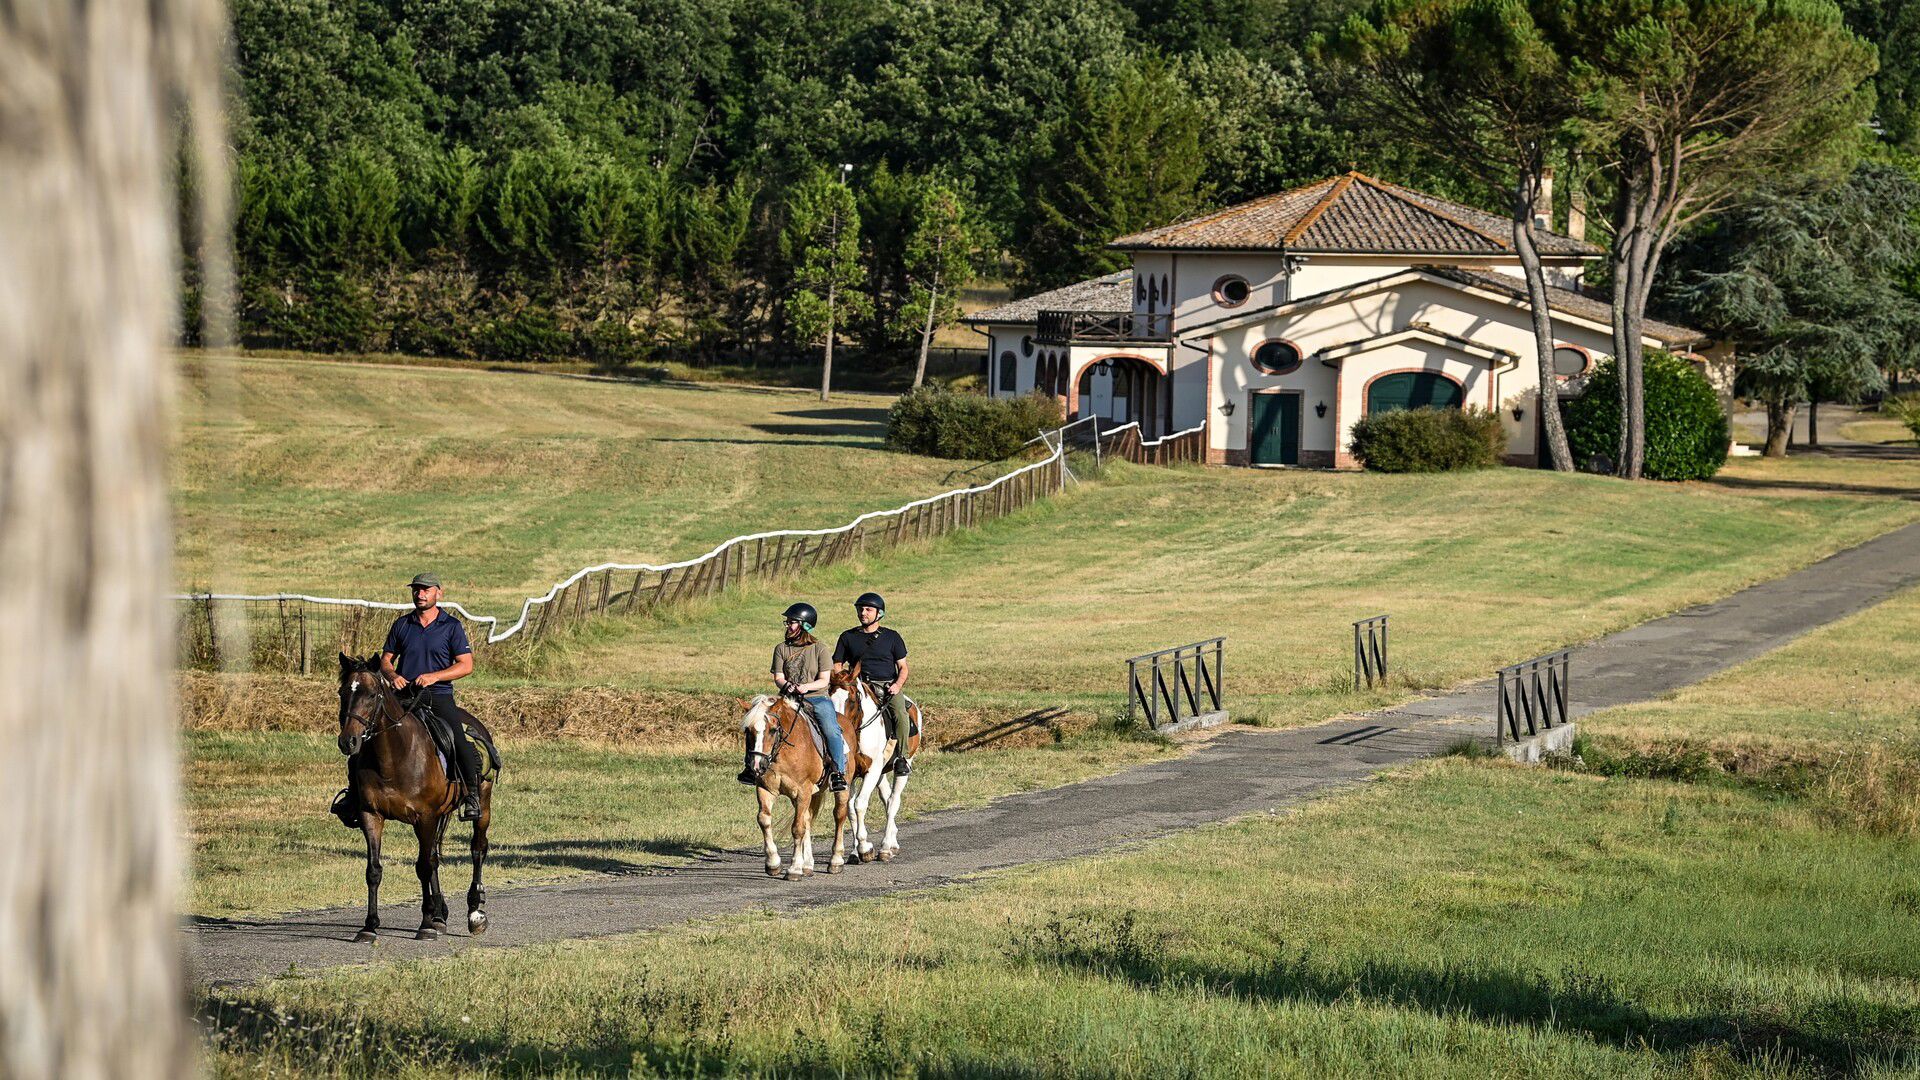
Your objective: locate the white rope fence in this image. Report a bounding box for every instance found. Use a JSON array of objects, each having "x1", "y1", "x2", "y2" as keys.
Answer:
[{"x1": 173, "y1": 414, "x2": 1209, "y2": 665}]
